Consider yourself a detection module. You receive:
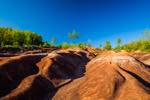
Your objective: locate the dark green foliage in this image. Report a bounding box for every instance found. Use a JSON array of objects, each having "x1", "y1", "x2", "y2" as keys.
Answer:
[
  {"x1": 55, "y1": 44, "x2": 62, "y2": 48},
  {"x1": 77, "y1": 43, "x2": 91, "y2": 49},
  {"x1": 116, "y1": 38, "x2": 122, "y2": 47},
  {"x1": 121, "y1": 39, "x2": 150, "y2": 52},
  {"x1": 0, "y1": 45, "x2": 21, "y2": 53},
  {"x1": 51, "y1": 37, "x2": 56, "y2": 45},
  {"x1": 77, "y1": 43, "x2": 85, "y2": 49},
  {"x1": 43, "y1": 42, "x2": 51, "y2": 48},
  {"x1": 114, "y1": 38, "x2": 122, "y2": 51},
  {"x1": 69, "y1": 43, "x2": 76, "y2": 48},
  {"x1": 13, "y1": 42, "x2": 19, "y2": 48},
  {"x1": 103, "y1": 41, "x2": 112, "y2": 50},
  {"x1": 116, "y1": 30, "x2": 150, "y2": 52},
  {"x1": 0, "y1": 42, "x2": 4, "y2": 48},
  {"x1": 68, "y1": 30, "x2": 80, "y2": 40},
  {"x1": 0, "y1": 27, "x2": 149, "y2": 52},
  {"x1": 0, "y1": 27, "x2": 43, "y2": 47},
  {"x1": 61, "y1": 42, "x2": 68, "y2": 49}
]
